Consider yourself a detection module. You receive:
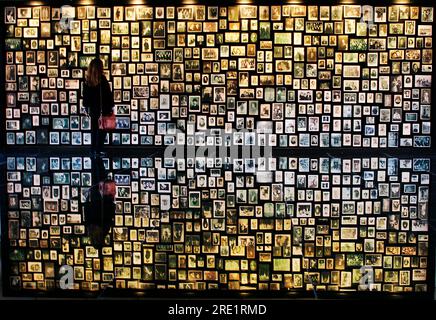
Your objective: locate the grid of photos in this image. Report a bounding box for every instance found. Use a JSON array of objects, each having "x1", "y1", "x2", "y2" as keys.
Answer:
[
  {"x1": 5, "y1": 155, "x2": 430, "y2": 292},
  {"x1": 4, "y1": 5, "x2": 433, "y2": 147},
  {"x1": 2, "y1": 3, "x2": 434, "y2": 296}
]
